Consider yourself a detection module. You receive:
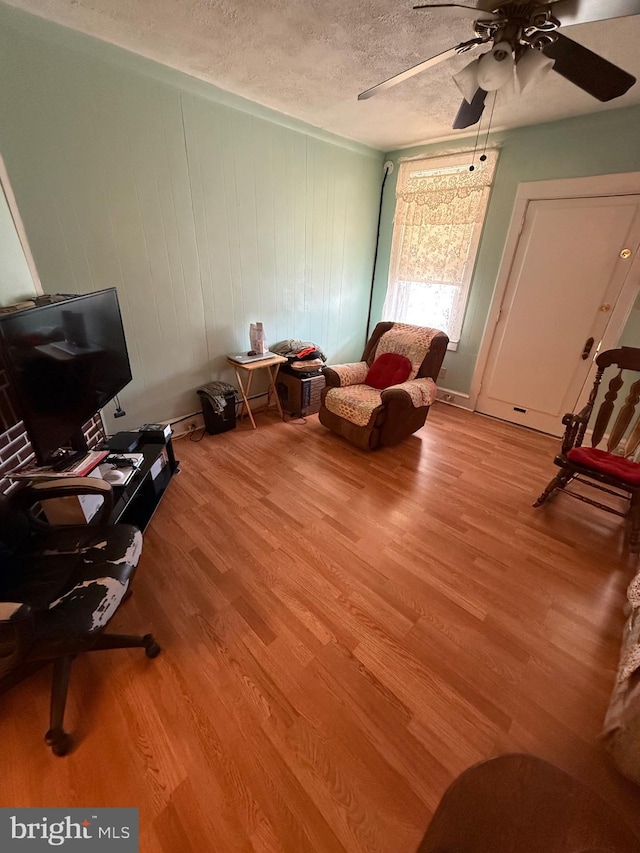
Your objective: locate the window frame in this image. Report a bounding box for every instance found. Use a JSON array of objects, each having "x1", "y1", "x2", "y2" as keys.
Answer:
[{"x1": 384, "y1": 150, "x2": 498, "y2": 349}]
